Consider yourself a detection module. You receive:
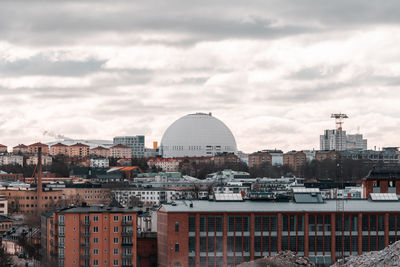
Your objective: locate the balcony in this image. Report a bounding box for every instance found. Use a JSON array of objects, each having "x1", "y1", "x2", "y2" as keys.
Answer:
[
  {"x1": 81, "y1": 254, "x2": 90, "y2": 259},
  {"x1": 82, "y1": 231, "x2": 90, "y2": 236},
  {"x1": 82, "y1": 221, "x2": 90, "y2": 226},
  {"x1": 122, "y1": 221, "x2": 133, "y2": 226},
  {"x1": 122, "y1": 231, "x2": 133, "y2": 236},
  {"x1": 122, "y1": 265, "x2": 133, "y2": 267},
  {"x1": 122, "y1": 254, "x2": 133, "y2": 258},
  {"x1": 122, "y1": 242, "x2": 133, "y2": 247},
  {"x1": 81, "y1": 243, "x2": 90, "y2": 247}
]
